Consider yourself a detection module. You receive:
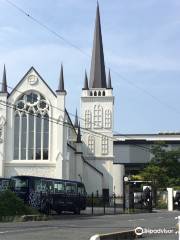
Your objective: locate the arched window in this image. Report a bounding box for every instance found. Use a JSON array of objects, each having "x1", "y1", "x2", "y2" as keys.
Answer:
[
  {"x1": 94, "y1": 91, "x2": 97, "y2": 96},
  {"x1": 88, "y1": 135, "x2": 95, "y2": 154},
  {"x1": 85, "y1": 110, "x2": 92, "y2": 129},
  {"x1": 105, "y1": 110, "x2": 112, "y2": 128},
  {"x1": 98, "y1": 91, "x2": 101, "y2": 96},
  {"x1": 90, "y1": 91, "x2": 93, "y2": 96},
  {"x1": 102, "y1": 91, "x2": 105, "y2": 96},
  {"x1": 102, "y1": 136, "x2": 108, "y2": 155},
  {"x1": 14, "y1": 91, "x2": 49, "y2": 160},
  {"x1": 94, "y1": 105, "x2": 103, "y2": 128}
]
